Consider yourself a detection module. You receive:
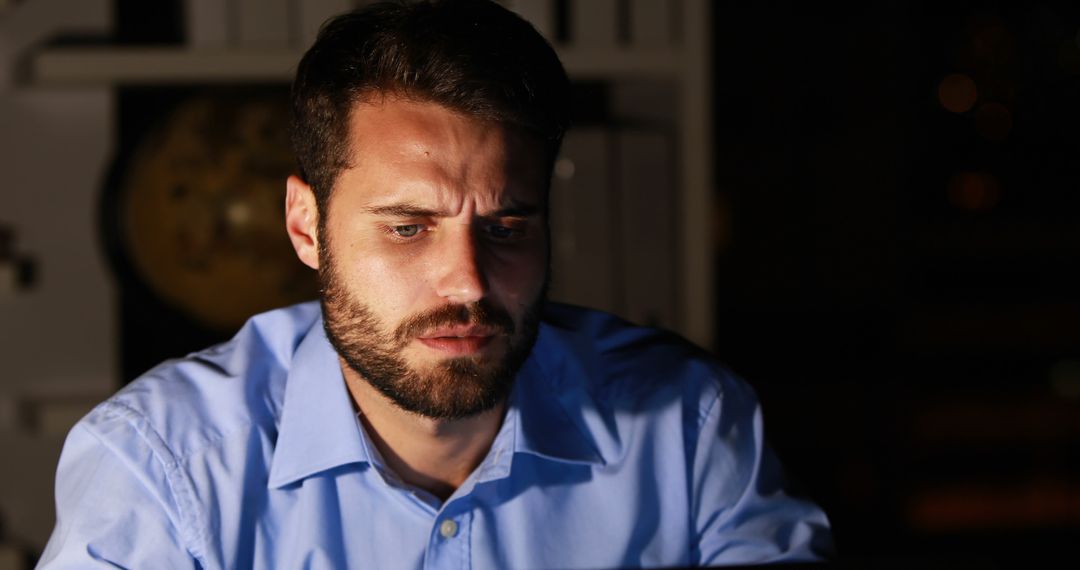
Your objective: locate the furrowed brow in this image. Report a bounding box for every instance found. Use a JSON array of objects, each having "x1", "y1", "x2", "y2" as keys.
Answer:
[
  {"x1": 362, "y1": 203, "x2": 443, "y2": 218},
  {"x1": 363, "y1": 200, "x2": 542, "y2": 218}
]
